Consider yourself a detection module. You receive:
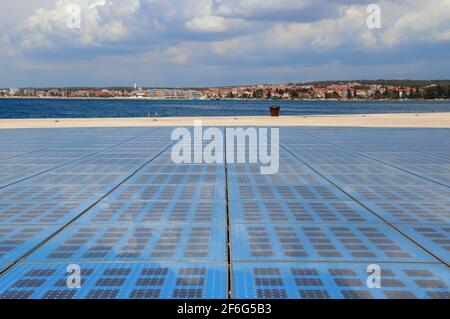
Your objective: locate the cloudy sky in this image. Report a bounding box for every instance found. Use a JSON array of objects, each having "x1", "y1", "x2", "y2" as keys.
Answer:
[{"x1": 1, "y1": 0, "x2": 449, "y2": 87}]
